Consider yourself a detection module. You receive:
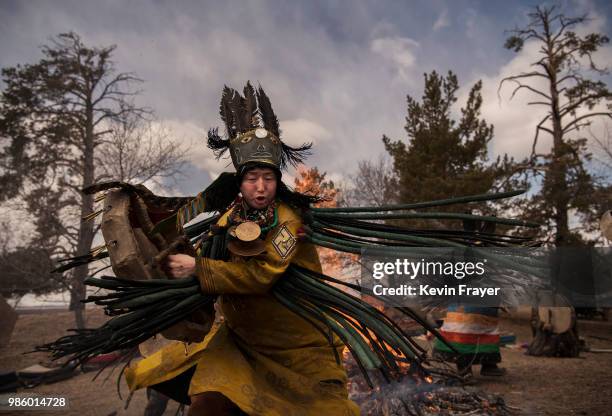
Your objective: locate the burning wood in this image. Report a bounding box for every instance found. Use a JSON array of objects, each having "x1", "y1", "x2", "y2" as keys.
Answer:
[{"x1": 345, "y1": 354, "x2": 513, "y2": 415}]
